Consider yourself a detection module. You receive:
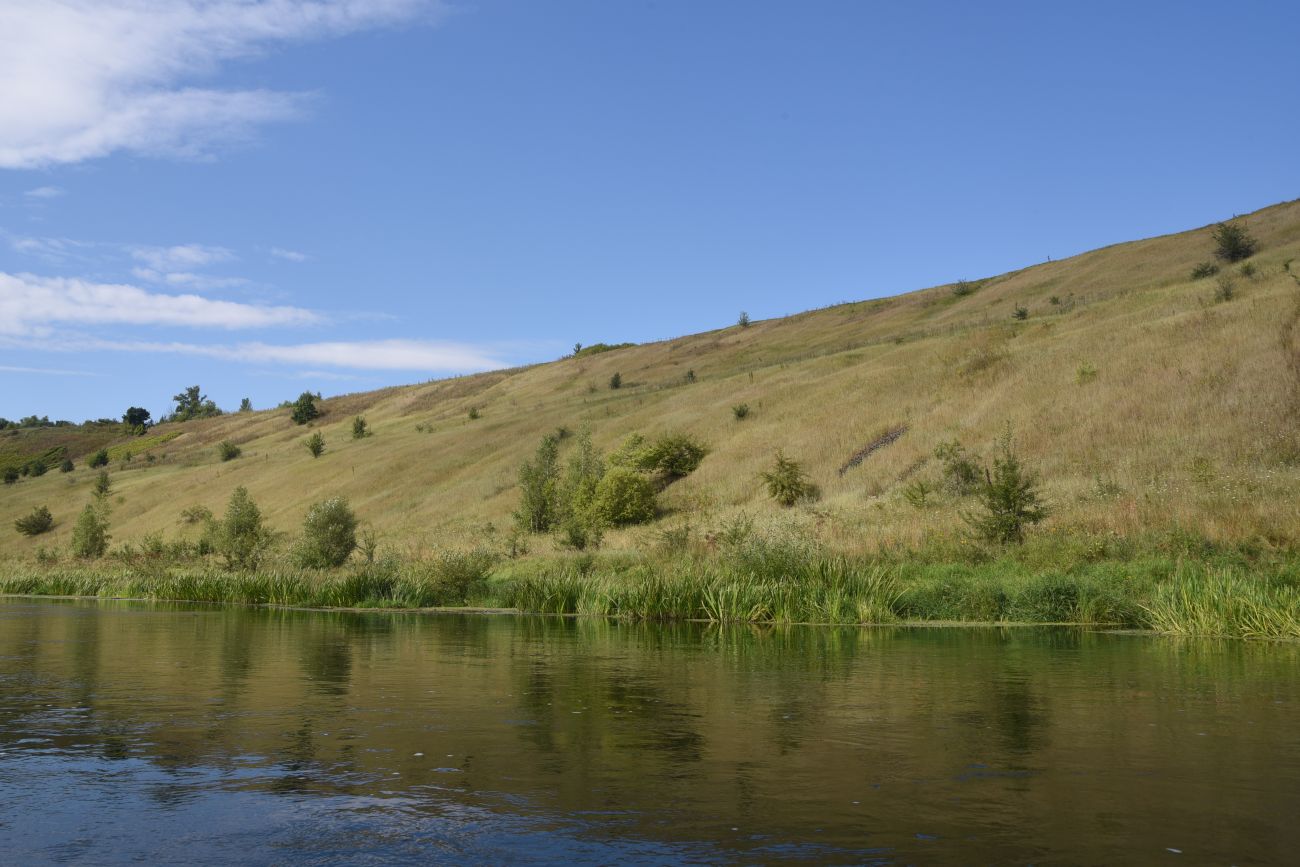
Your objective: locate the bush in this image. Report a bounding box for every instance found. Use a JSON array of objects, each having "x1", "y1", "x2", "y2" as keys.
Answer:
[
  {"x1": 210, "y1": 486, "x2": 273, "y2": 569},
  {"x1": 290, "y1": 391, "x2": 319, "y2": 425},
  {"x1": 15, "y1": 506, "x2": 54, "y2": 536},
  {"x1": 963, "y1": 431, "x2": 1049, "y2": 544},
  {"x1": 305, "y1": 431, "x2": 325, "y2": 458},
  {"x1": 1211, "y1": 221, "x2": 1256, "y2": 263},
  {"x1": 593, "y1": 468, "x2": 657, "y2": 525},
  {"x1": 1213, "y1": 274, "x2": 1236, "y2": 303},
  {"x1": 732, "y1": 403, "x2": 750, "y2": 420},
  {"x1": 609, "y1": 372, "x2": 622, "y2": 390},
  {"x1": 612, "y1": 431, "x2": 709, "y2": 485},
  {"x1": 902, "y1": 479, "x2": 933, "y2": 509},
  {"x1": 1190, "y1": 261, "x2": 1219, "y2": 280},
  {"x1": 557, "y1": 430, "x2": 605, "y2": 549},
  {"x1": 467, "y1": 406, "x2": 480, "y2": 420},
  {"x1": 70, "y1": 504, "x2": 110, "y2": 558},
  {"x1": 952, "y1": 279, "x2": 976, "y2": 297},
  {"x1": 935, "y1": 440, "x2": 982, "y2": 495},
  {"x1": 239, "y1": 397, "x2": 253, "y2": 412},
  {"x1": 88, "y1": 449, "x2": 109, "y2": 468},
  {"x1": 217, "y1": 441, "x2": 241, "y2": 462},
  {"x1": 179, "y1": 505, "x2": 213, "y2": 525},
  {"x1": 59, "y1": 458, "x2": 74, "y2": 473},
  {"x1": 1076, "y1": 362, "x2": 1099, "y2": 384},
  {"x1": 515, "y1": 434, "x2": 561, "y2": 533},
  {"x1": 1239, "y1": 261, "x2": 1258, "y2": 279},
  {"x1": 92, "y1": 470, "x2": 112, "y2": 500},
  {"x1": 27, "y1": 459, "x2": 47, "y2": 477},
  {"x1": 760, "y1": 451, "x2": 818, "y2": 506},
  {"x1": 1012, "y1": 305, "x2": 1029, "y2": 321},
  {"x1": 3, "y1": 467, "x2": 18, "y2": 485},
  {"x1": 351, "y1": 415, "x2": 369, "y2": 438},
  {"x1": 296, "y1": 496, "x2": 358, "y2": 568},
  {"x1": 738, "y1": 311, "x2": 751, "y2": 328}
]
